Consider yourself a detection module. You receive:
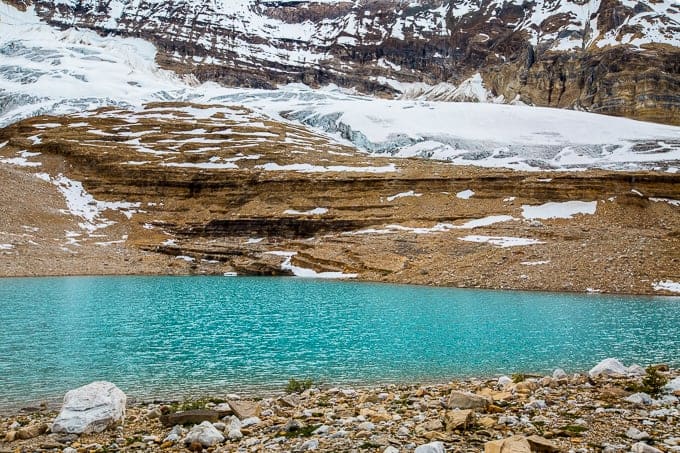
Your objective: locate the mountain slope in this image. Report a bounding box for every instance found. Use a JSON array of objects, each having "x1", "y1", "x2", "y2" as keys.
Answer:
[{"x1": 12, "y1": 0, "x2": 680, "y2": 124}]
